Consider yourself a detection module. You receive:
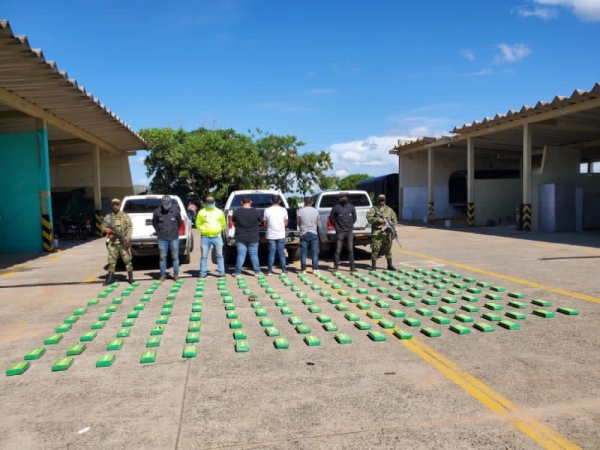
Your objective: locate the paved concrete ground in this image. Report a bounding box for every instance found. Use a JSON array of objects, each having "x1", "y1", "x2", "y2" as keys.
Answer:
[{"x1": 1, "y1": 225, "x2": 599, "y2": 449}]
